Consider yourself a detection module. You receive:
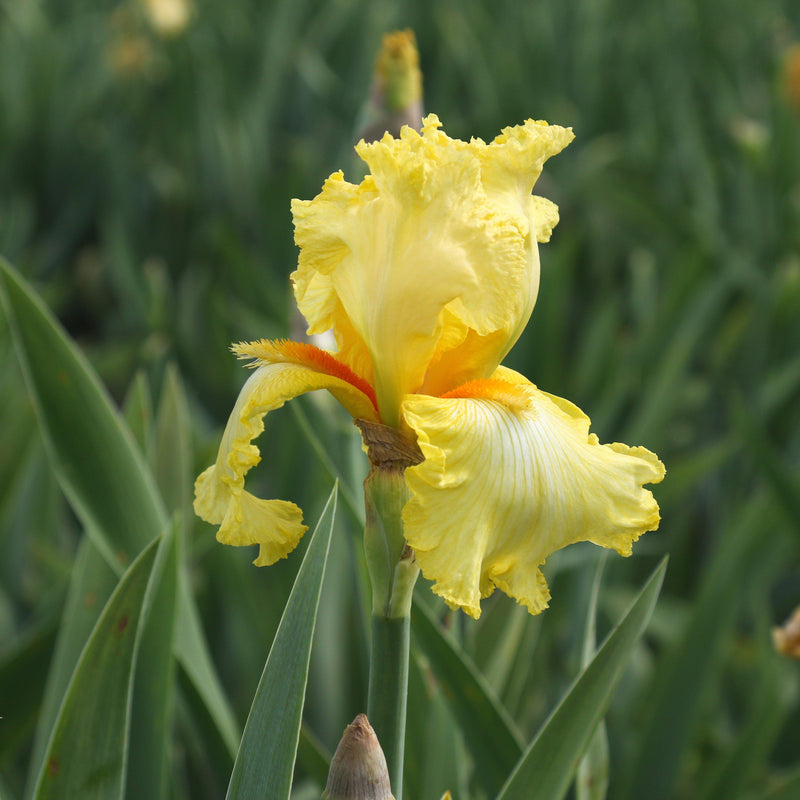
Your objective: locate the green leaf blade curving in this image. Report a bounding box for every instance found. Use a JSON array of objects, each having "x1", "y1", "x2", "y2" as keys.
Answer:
[
  {"x1": 411, "y1": 598, "x2": 524, "y2": 797},
  {"x1": 0, "y1": 258, "x2": 240, "y2": 759},
  {"x1": 497, "y1": 558, "x2": 667, "y2": 800},
  {"x1": 31, "y1": 529, "x2": 175, "y2": 800},
  {"x1": 226, "y1": 485, "x2": 339, "y2": 800}
]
